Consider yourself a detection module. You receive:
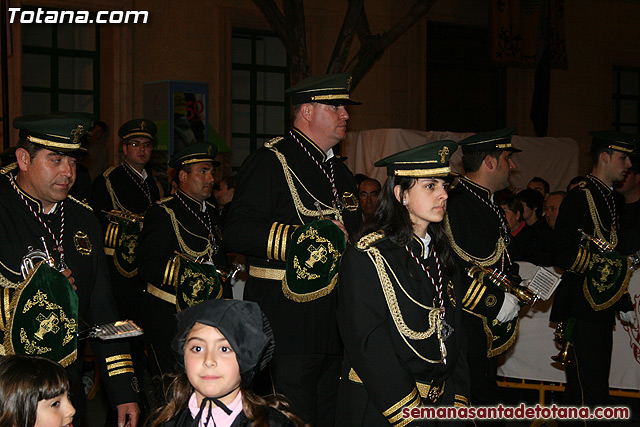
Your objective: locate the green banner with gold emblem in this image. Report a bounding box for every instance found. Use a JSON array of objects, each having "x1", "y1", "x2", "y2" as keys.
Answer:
[
  {"x1": 283, "y1": 219, "x2": 347, "y2": 303},
  {"x1": 4, "y1": 262, "x2": 78, "y2": 367},
  {"x1": 583, "y1": 241, "x2": 631, "y2": 311},
  {"x1": 172, "y1": 256, "x2": 222, "y2": 312},
  {"x1": 112, "y1": 219, "x2": 141, "y2": 277}
]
